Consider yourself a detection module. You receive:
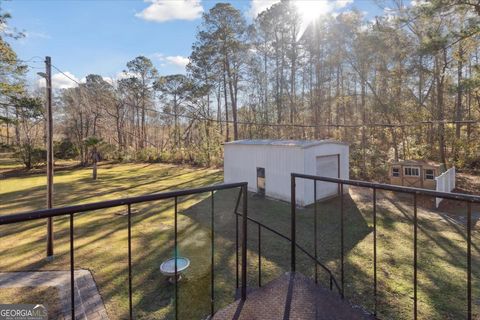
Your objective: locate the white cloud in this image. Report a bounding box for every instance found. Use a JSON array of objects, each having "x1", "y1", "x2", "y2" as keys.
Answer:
[
  {"x1": 18, "y1": 32, "x2": 51, "y2": 45},
  {"x1": 78, "y1": 76, "x2": 112, "y2": 83},
  {"x1": 248, "y1": 0, "x2": 279, "y2": 18},
  {"x1": 25, "y1": 31, "x2": 51, "y2": 40},
  {"x1": 37, "y1": 72, "x2": 79, "y2": 89},
  {"x1": 410, "y1": 0, "x2": 427, "y2": 6},
  {"x1": 37, "y1": 72, "x2": 116, "y2": 89},
  {"x1": 247, "y1": 0, "x2": 352, "y2": 19},
  {"x1": 102, "y1": 76, "x2": 114, "y2": 84},
  {"x1": 0, "y1": 22, "x2": 6, "y2": 33},
  {"x1": 335, "y1": 0, "x2": 353, "y2": 8},
  {"x1": 136, "y1": 0, "x2": 203, "y2": 22},
  {"x1": 164, "y1": 55, "x2": 190, "y2": 68},
  {"x1": 151, "y1": 53, "x2": 190, "y2": 71},
  {"x1": 115, "y1": 71, "x2": 140, "y2": 80}
]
